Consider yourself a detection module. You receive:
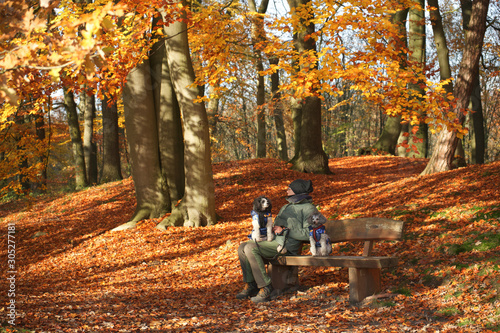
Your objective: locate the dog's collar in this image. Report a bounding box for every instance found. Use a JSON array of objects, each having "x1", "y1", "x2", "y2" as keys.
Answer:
[{"x1": 310, "y1": 225, "x2": 325, "y2": 243}]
